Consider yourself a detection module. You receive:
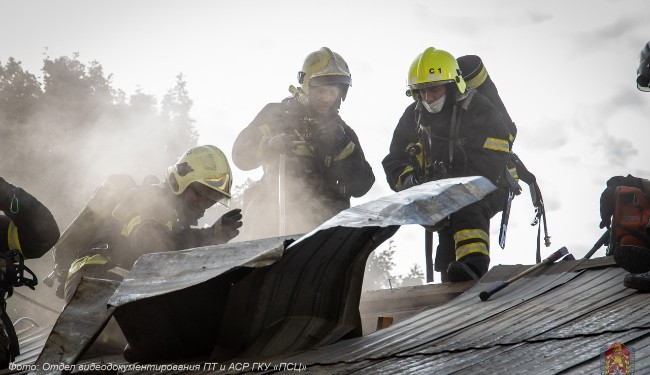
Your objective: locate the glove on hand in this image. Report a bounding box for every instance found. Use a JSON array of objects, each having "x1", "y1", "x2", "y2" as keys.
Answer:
[
  {"x1": 212, "y1": 208, "x2": 243, "y2": 243},
  {"x1": 599, "y1": 175, "x2": 644, "y2": 229},
  {"x1": 264, "y1": 133, "x2": 295, "y2": 155},
  {"x1": 401, "y1": 173, "x2": 420, "y2": 190},
  {"x1": 315, "y1": 120, "x2": 348, "y2": 154}
]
